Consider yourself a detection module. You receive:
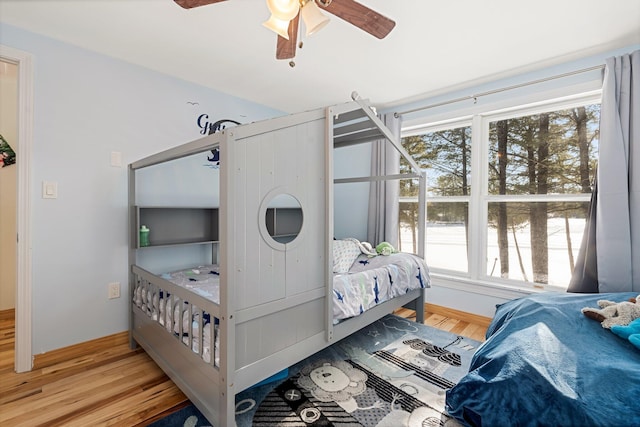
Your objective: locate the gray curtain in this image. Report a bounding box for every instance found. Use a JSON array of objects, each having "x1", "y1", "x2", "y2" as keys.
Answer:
[
  {"x1": 567, "y1": 179, "x2": 599, "y2": 292},
  {"x1": 367, "y1": 113, "x2": 401, "y2": 247},
  {"x1": 570, "y1": 49, "x2": 640, "y2": 293}
]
